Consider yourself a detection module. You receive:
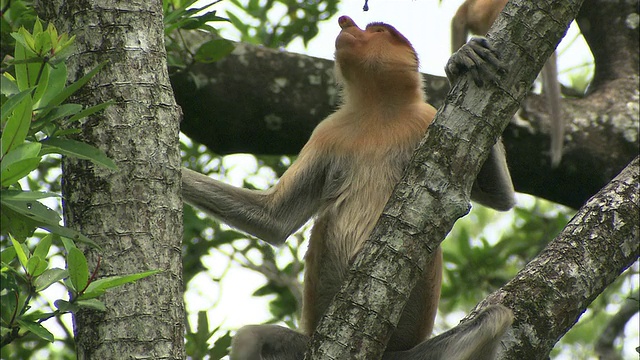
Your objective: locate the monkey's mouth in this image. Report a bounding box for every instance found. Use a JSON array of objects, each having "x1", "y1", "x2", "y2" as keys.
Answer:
[{"x1": 335, "y1": 31, "x2": 359, "y2": 50}]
